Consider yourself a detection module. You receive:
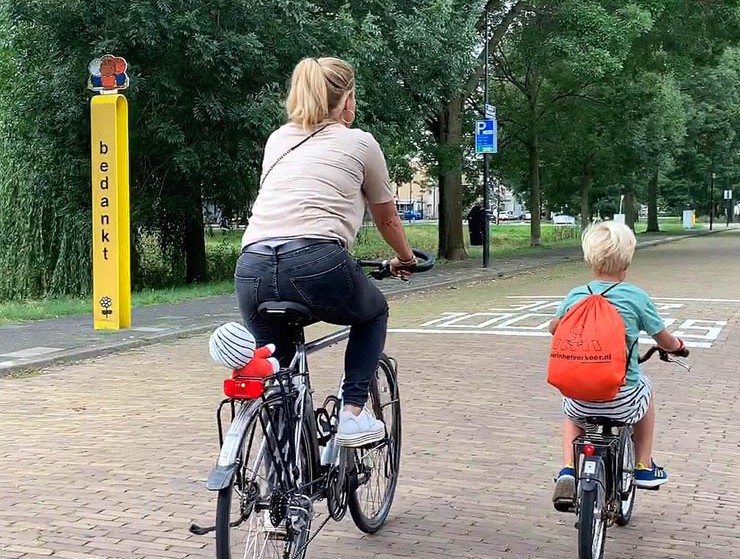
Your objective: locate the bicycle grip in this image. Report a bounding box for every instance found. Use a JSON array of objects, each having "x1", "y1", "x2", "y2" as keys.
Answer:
[{"x1": 672, "y1": 347, "x2": 690, "y2": 358}]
